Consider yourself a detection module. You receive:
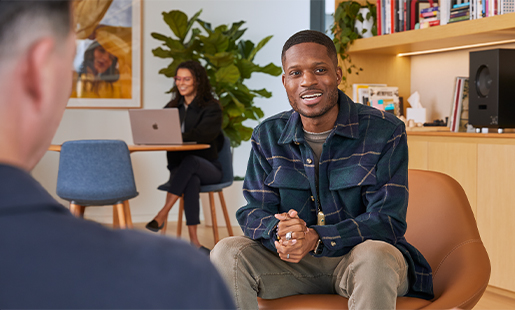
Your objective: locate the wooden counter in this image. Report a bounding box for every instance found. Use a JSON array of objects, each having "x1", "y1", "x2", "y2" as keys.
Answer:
[{"x1": 407, "y1": 132, "x2": 515, "y2": 293}]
